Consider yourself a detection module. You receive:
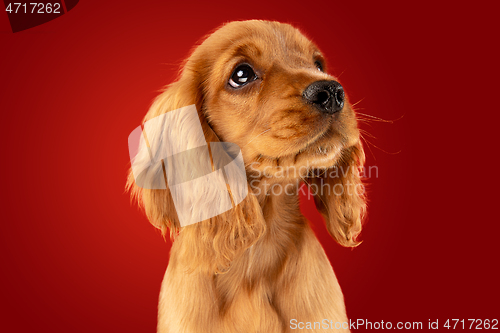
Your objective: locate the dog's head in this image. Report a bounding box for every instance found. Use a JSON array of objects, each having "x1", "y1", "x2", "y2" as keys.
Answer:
[{"x1": 128, "y1": 20, "x2": 366, "y2": 271}]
